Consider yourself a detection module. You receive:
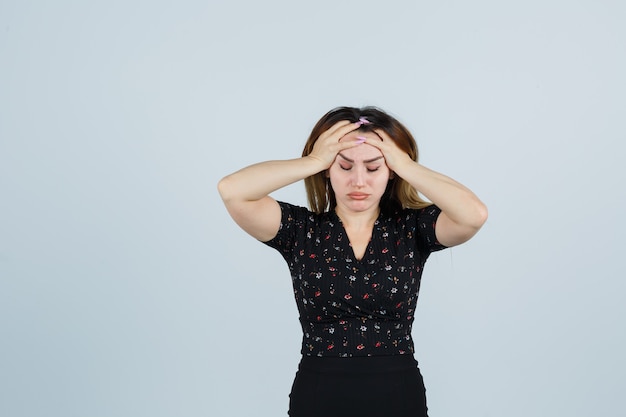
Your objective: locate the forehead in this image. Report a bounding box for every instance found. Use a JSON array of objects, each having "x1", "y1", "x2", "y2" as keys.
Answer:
[{"x1": 338, "y1": 131, "x2": 383, "y2": 161}]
